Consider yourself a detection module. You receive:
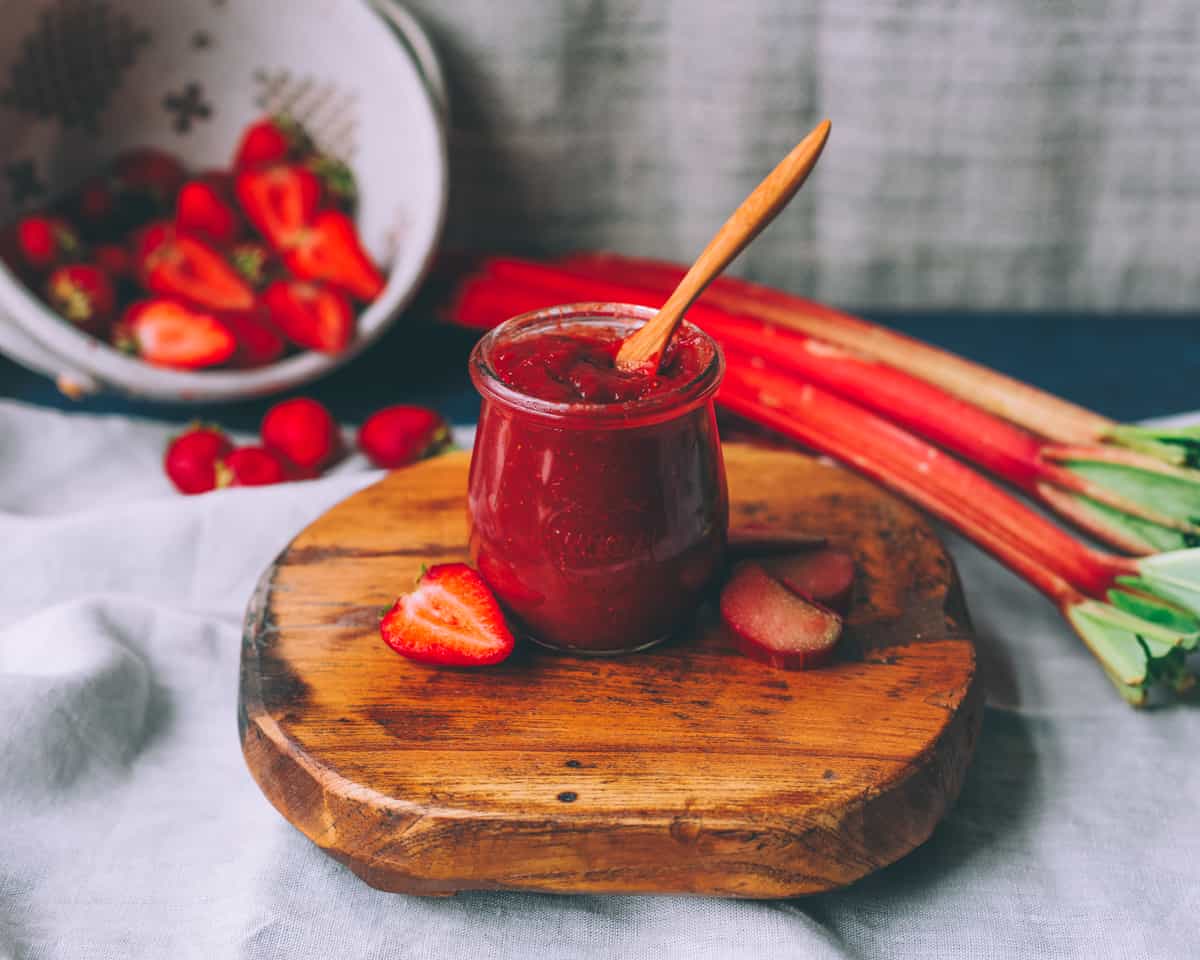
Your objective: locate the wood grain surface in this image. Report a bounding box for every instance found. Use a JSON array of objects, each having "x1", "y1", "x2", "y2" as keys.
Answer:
[{"x1": 239, "y1": 444, "x2": 982, "y2": 898}]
